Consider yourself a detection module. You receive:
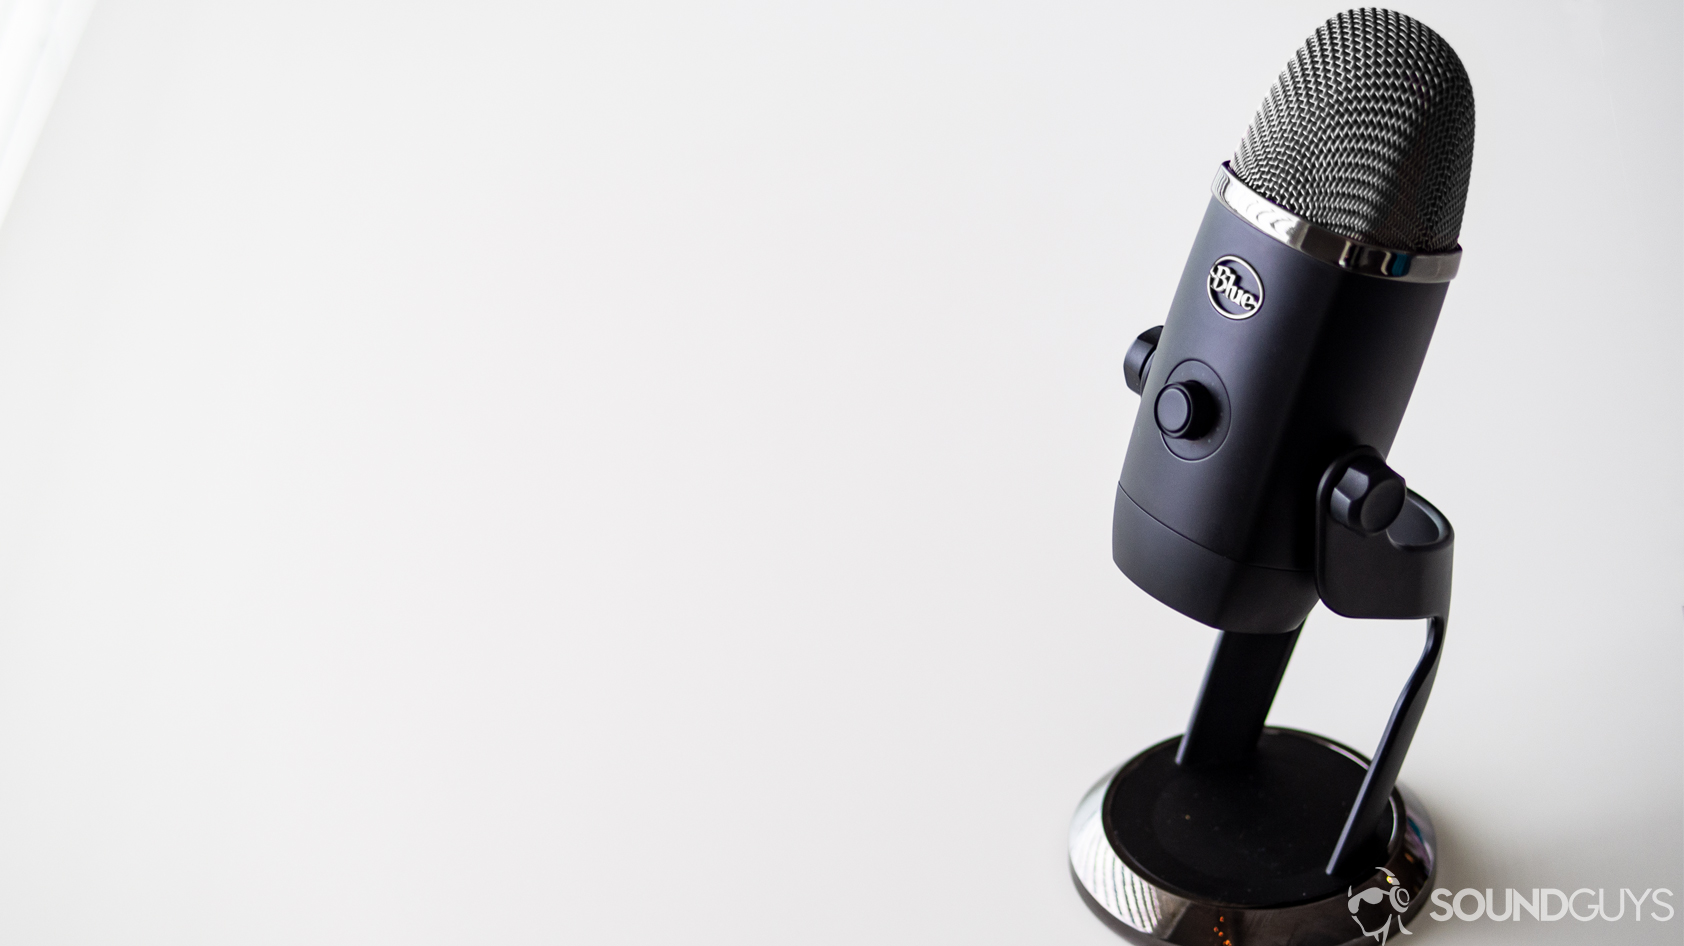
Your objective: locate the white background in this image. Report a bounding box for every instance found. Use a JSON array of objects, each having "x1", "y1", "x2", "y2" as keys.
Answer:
[{"x1": 0, "y1": 0, "x2": 1673, "y2": 943}]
